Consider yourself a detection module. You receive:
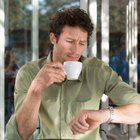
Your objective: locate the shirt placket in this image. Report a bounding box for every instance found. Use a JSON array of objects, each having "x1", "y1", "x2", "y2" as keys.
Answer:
[{"x1": 60, "y1": 82, "x2": 67, "y2": 139}]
